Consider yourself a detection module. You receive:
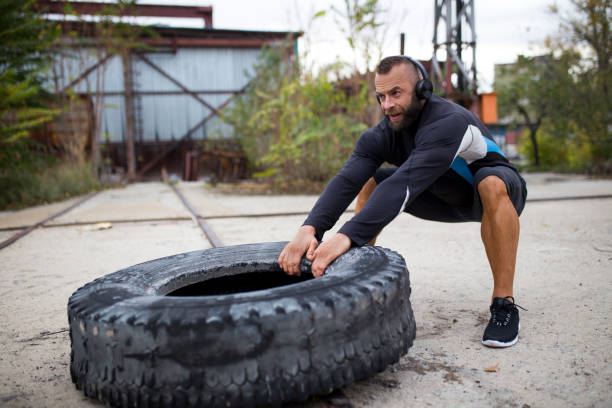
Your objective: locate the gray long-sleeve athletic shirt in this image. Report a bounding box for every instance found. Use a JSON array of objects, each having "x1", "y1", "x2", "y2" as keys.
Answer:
[{"x1": 303, "y1": 95, "x2": 518, "y2": 246}]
